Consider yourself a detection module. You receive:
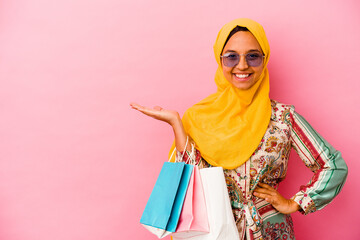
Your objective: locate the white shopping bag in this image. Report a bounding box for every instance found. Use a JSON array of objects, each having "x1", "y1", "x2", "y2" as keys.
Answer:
[{"x1": 174, "y1": 167, "x2": 239, "y2": 240}]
